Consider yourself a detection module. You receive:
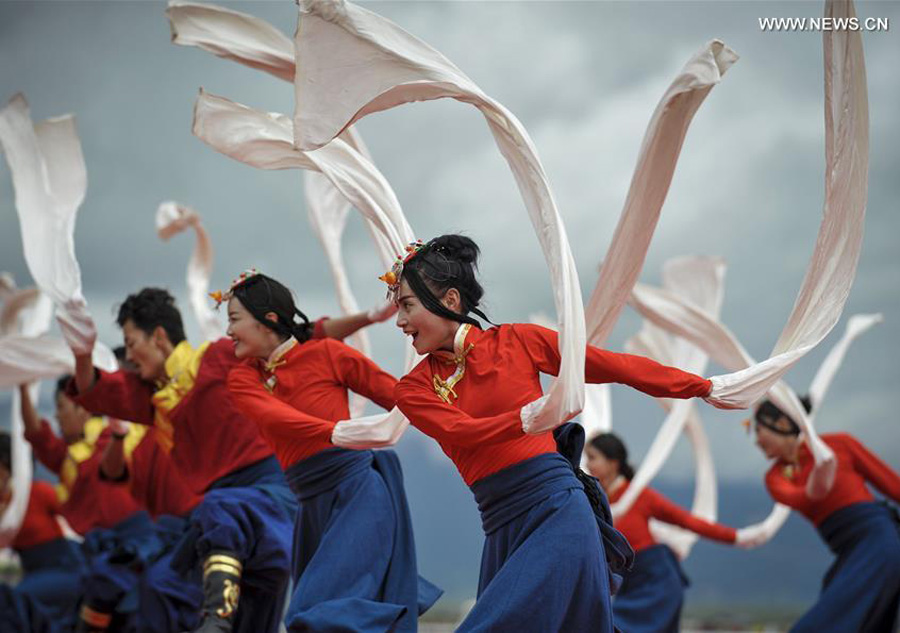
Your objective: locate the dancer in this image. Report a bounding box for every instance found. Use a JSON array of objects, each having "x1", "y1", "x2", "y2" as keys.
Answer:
[
  {"x1": 586, "y1": 432, "x2": 738, "y2": 633},
  {"x1": 753, "y1": 397, "x2": 900, "y2": 632},
  {"x1": 67, "y1": 287, "x2": 394, "y2": 633},
  {"x1": 0, "y1": 432, "x2": 85, "y2": 629},
  {"x1": 390, "y1": 235, "x2": 719, "y2": 631},
  {"x1": 225, "y1": 270, "x2": 440, "y2": 632}
]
